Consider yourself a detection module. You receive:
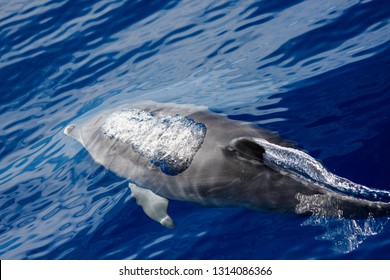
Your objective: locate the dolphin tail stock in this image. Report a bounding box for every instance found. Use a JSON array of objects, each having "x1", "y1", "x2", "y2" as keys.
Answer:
[{"x1": 295, "y1": 191, "x2": 390, "y2": 219}]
